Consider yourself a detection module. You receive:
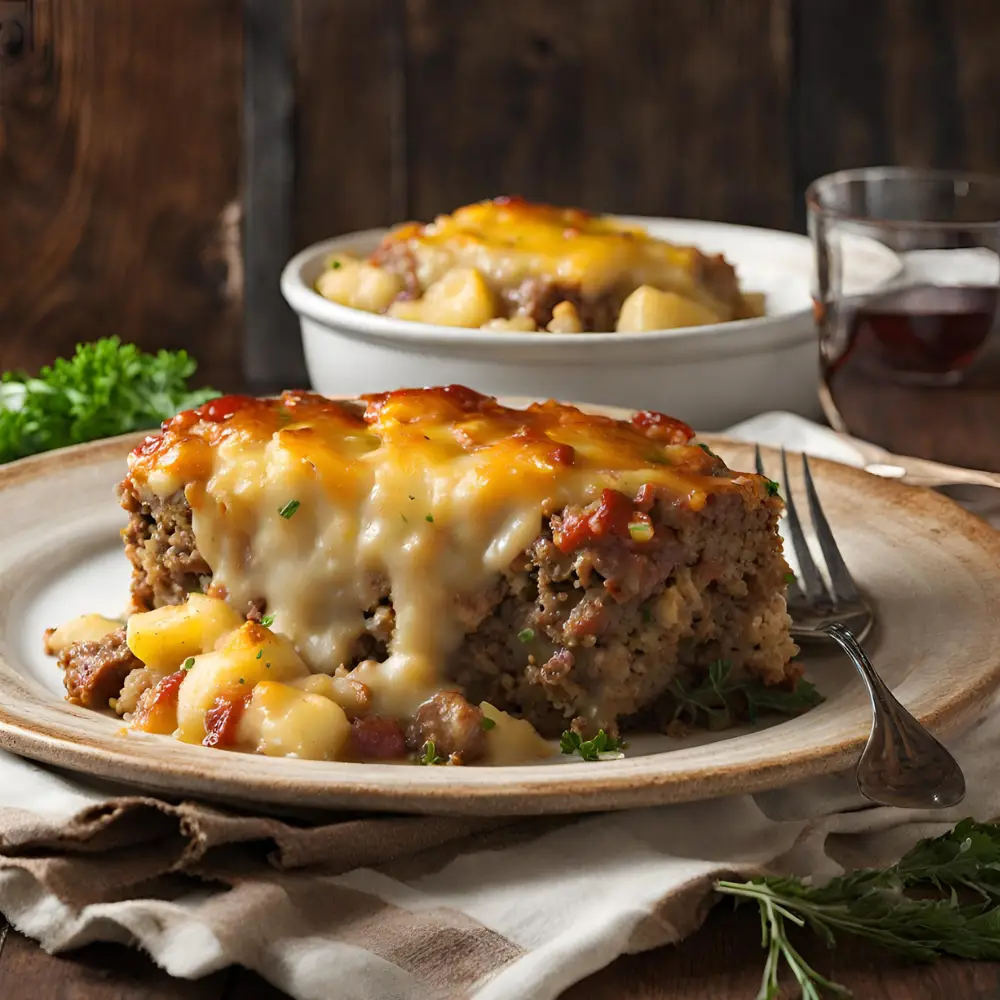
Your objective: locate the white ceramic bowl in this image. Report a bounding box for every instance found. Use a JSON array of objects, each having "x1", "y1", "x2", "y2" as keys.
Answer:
[{"x1": 280, "y1": 217, "x2": 898, "y2": 430}]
